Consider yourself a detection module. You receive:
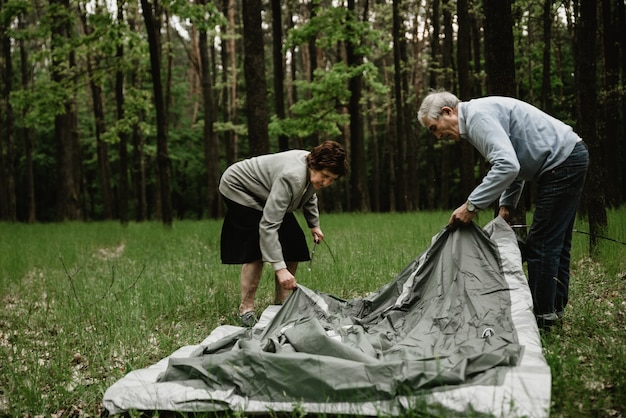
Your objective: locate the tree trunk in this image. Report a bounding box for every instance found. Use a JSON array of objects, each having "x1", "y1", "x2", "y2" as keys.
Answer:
[
  {"x1": 116, "y1": 0, "x2": 129, "y2": 225},
  {"x1": 51, "y1": 0, "x2": 81, "y2": 221},
  {"x1": 126, "y1": 5, "x2": 147, "y2": 222},
  {"x1": 392, "y1": 0, "x2": 408, "y2": 211},
  {"x1": 541, "y1": 0, "x2": 554, "y2": 114},
  {"x1": 483, "y1": 0, "x2": 522, "y2": 225},
  {"x1": 18, "y1": 14, "x2": 35, "y2": 223},
  {"x1": 271, "y1": 0, "x2": 288, "y2": 151},
  {"x1": 425, "y1": 0, "x2": 440, "y2": 210},
  {"x1": 347, "y1": 0, "x2": 370, "y2": 211},
  {"x1": 305, "y1": 1, "x2": 319, "y2": 148},
  {"x1": 198, "y1": 0, "x2": 221, "y2": 218},
  {"x1": 141, "y1": 0, "x2": 173, "y2": 226},
  {"x1": 81, "y1": 10, "x2": 114, "y2": 220},
  {"x1": 457, "y1": 0, "x2": 476, "y2": 201},
  {"x1": 576, "y1": 0, "x2": 607, "y2": 256},
  {"x1": 483, "y1": 0, "x2": 516, "y2": 96},
  {"x1": 439, "y1": 0, "x2": 454, "y2": 210},
  {"x1": 0, "y1": 3, "x2": 16, "y2": 221},
  {"x1": 601, "y1": 0, "x2": 621, "y2": 207},
  {"x1": 242, "y1": 0, "x2": 269, "y2": 156},
  {"x1": 221, "y1": 0, "x2": 238, "y2": 165},
  {"x1": 399, "y1": 4, "x2": 418, "y2": 211}
]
